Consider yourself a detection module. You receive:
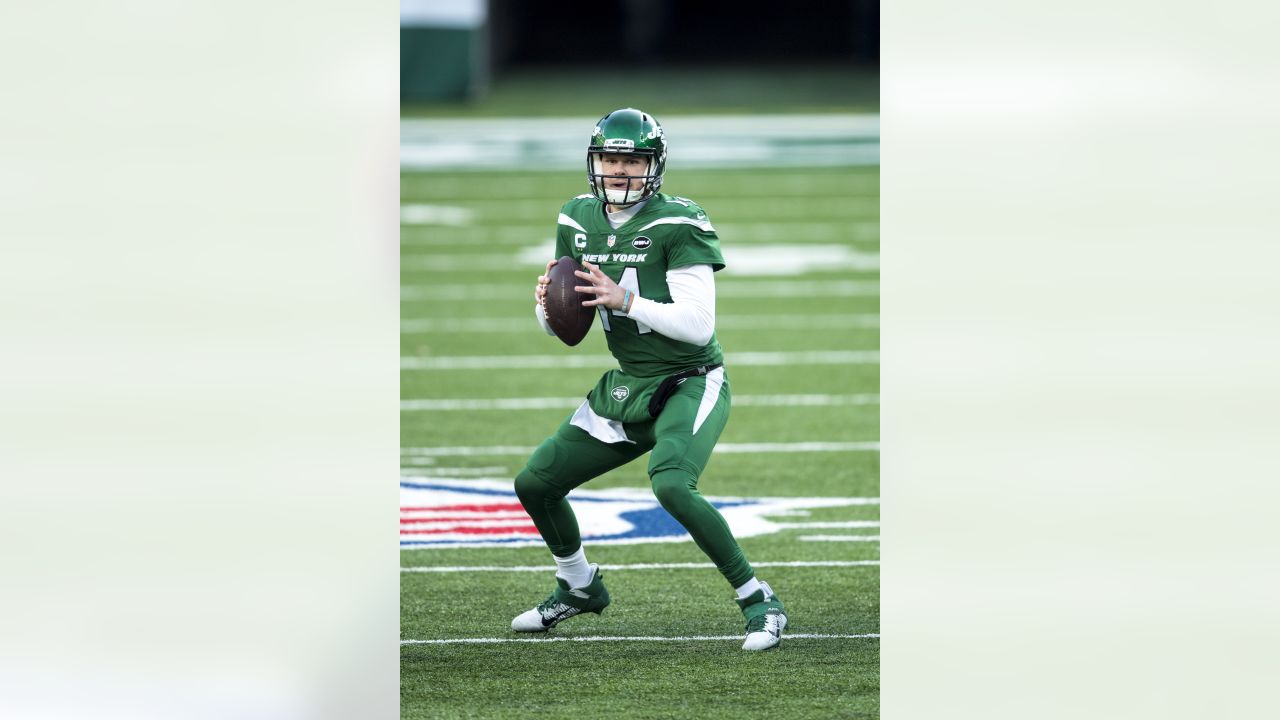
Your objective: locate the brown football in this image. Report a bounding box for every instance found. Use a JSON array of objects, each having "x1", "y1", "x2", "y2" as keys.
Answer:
[{"x1": 544, "y1": 255, "x2": 596, "y2": 346}]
